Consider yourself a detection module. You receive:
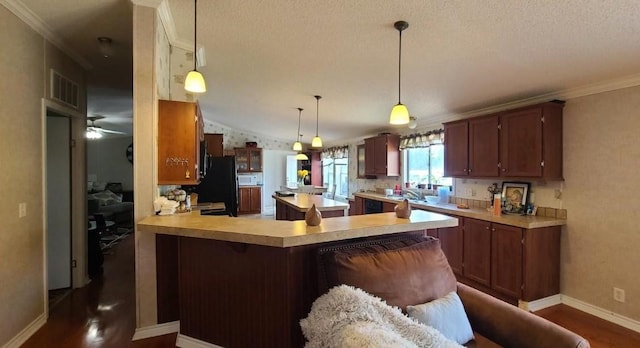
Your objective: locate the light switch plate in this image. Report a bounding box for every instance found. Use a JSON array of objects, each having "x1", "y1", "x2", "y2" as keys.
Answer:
[{"x1": 19, "y1": 203, "x2": 27, "y2": 218}]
